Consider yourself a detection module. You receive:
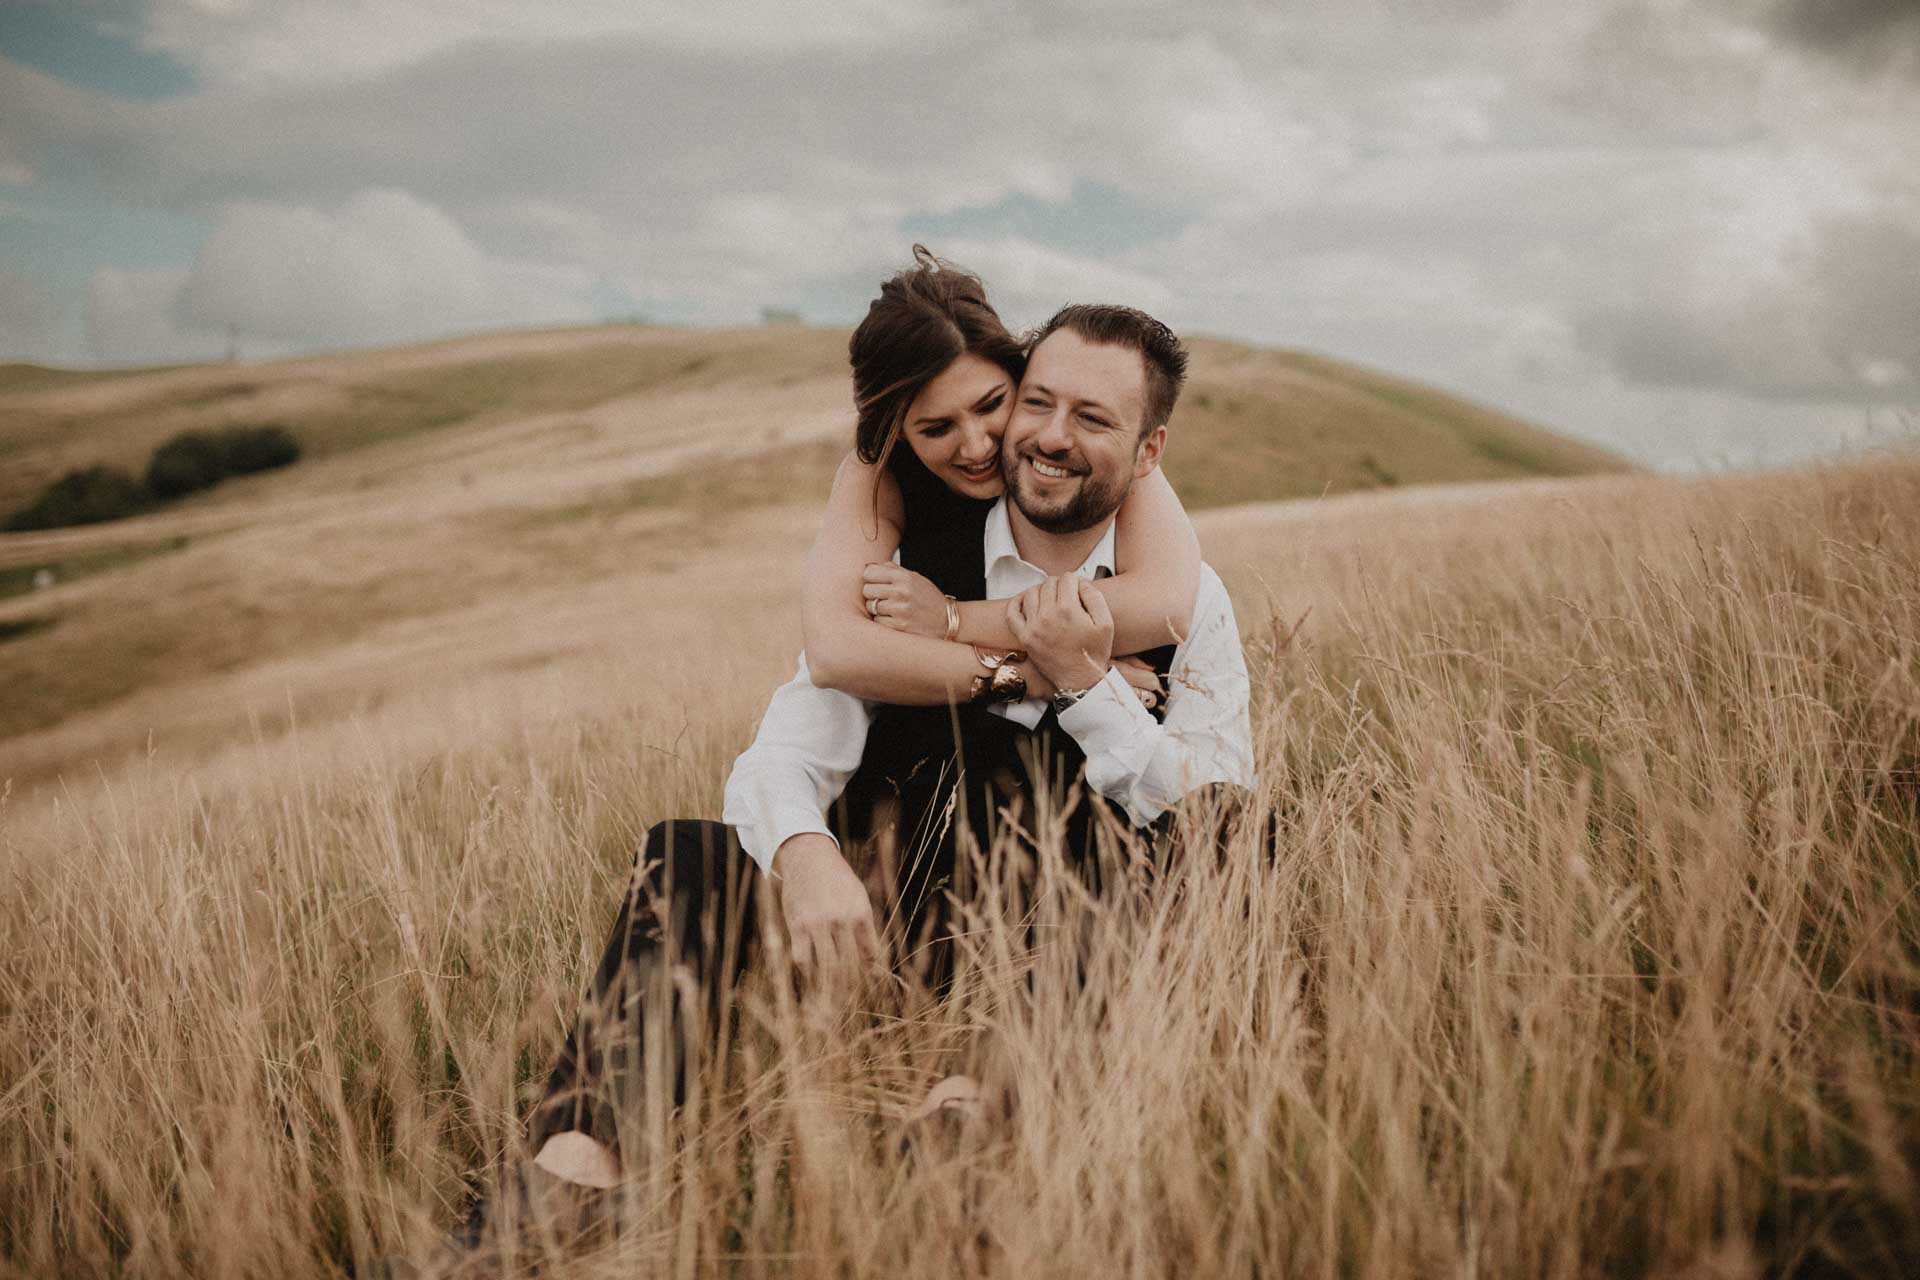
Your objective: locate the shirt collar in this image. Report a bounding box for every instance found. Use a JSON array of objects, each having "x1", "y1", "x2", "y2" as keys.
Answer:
[{"x1": 985, "y1": 498, "x2": 1118, "y2": 580}]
